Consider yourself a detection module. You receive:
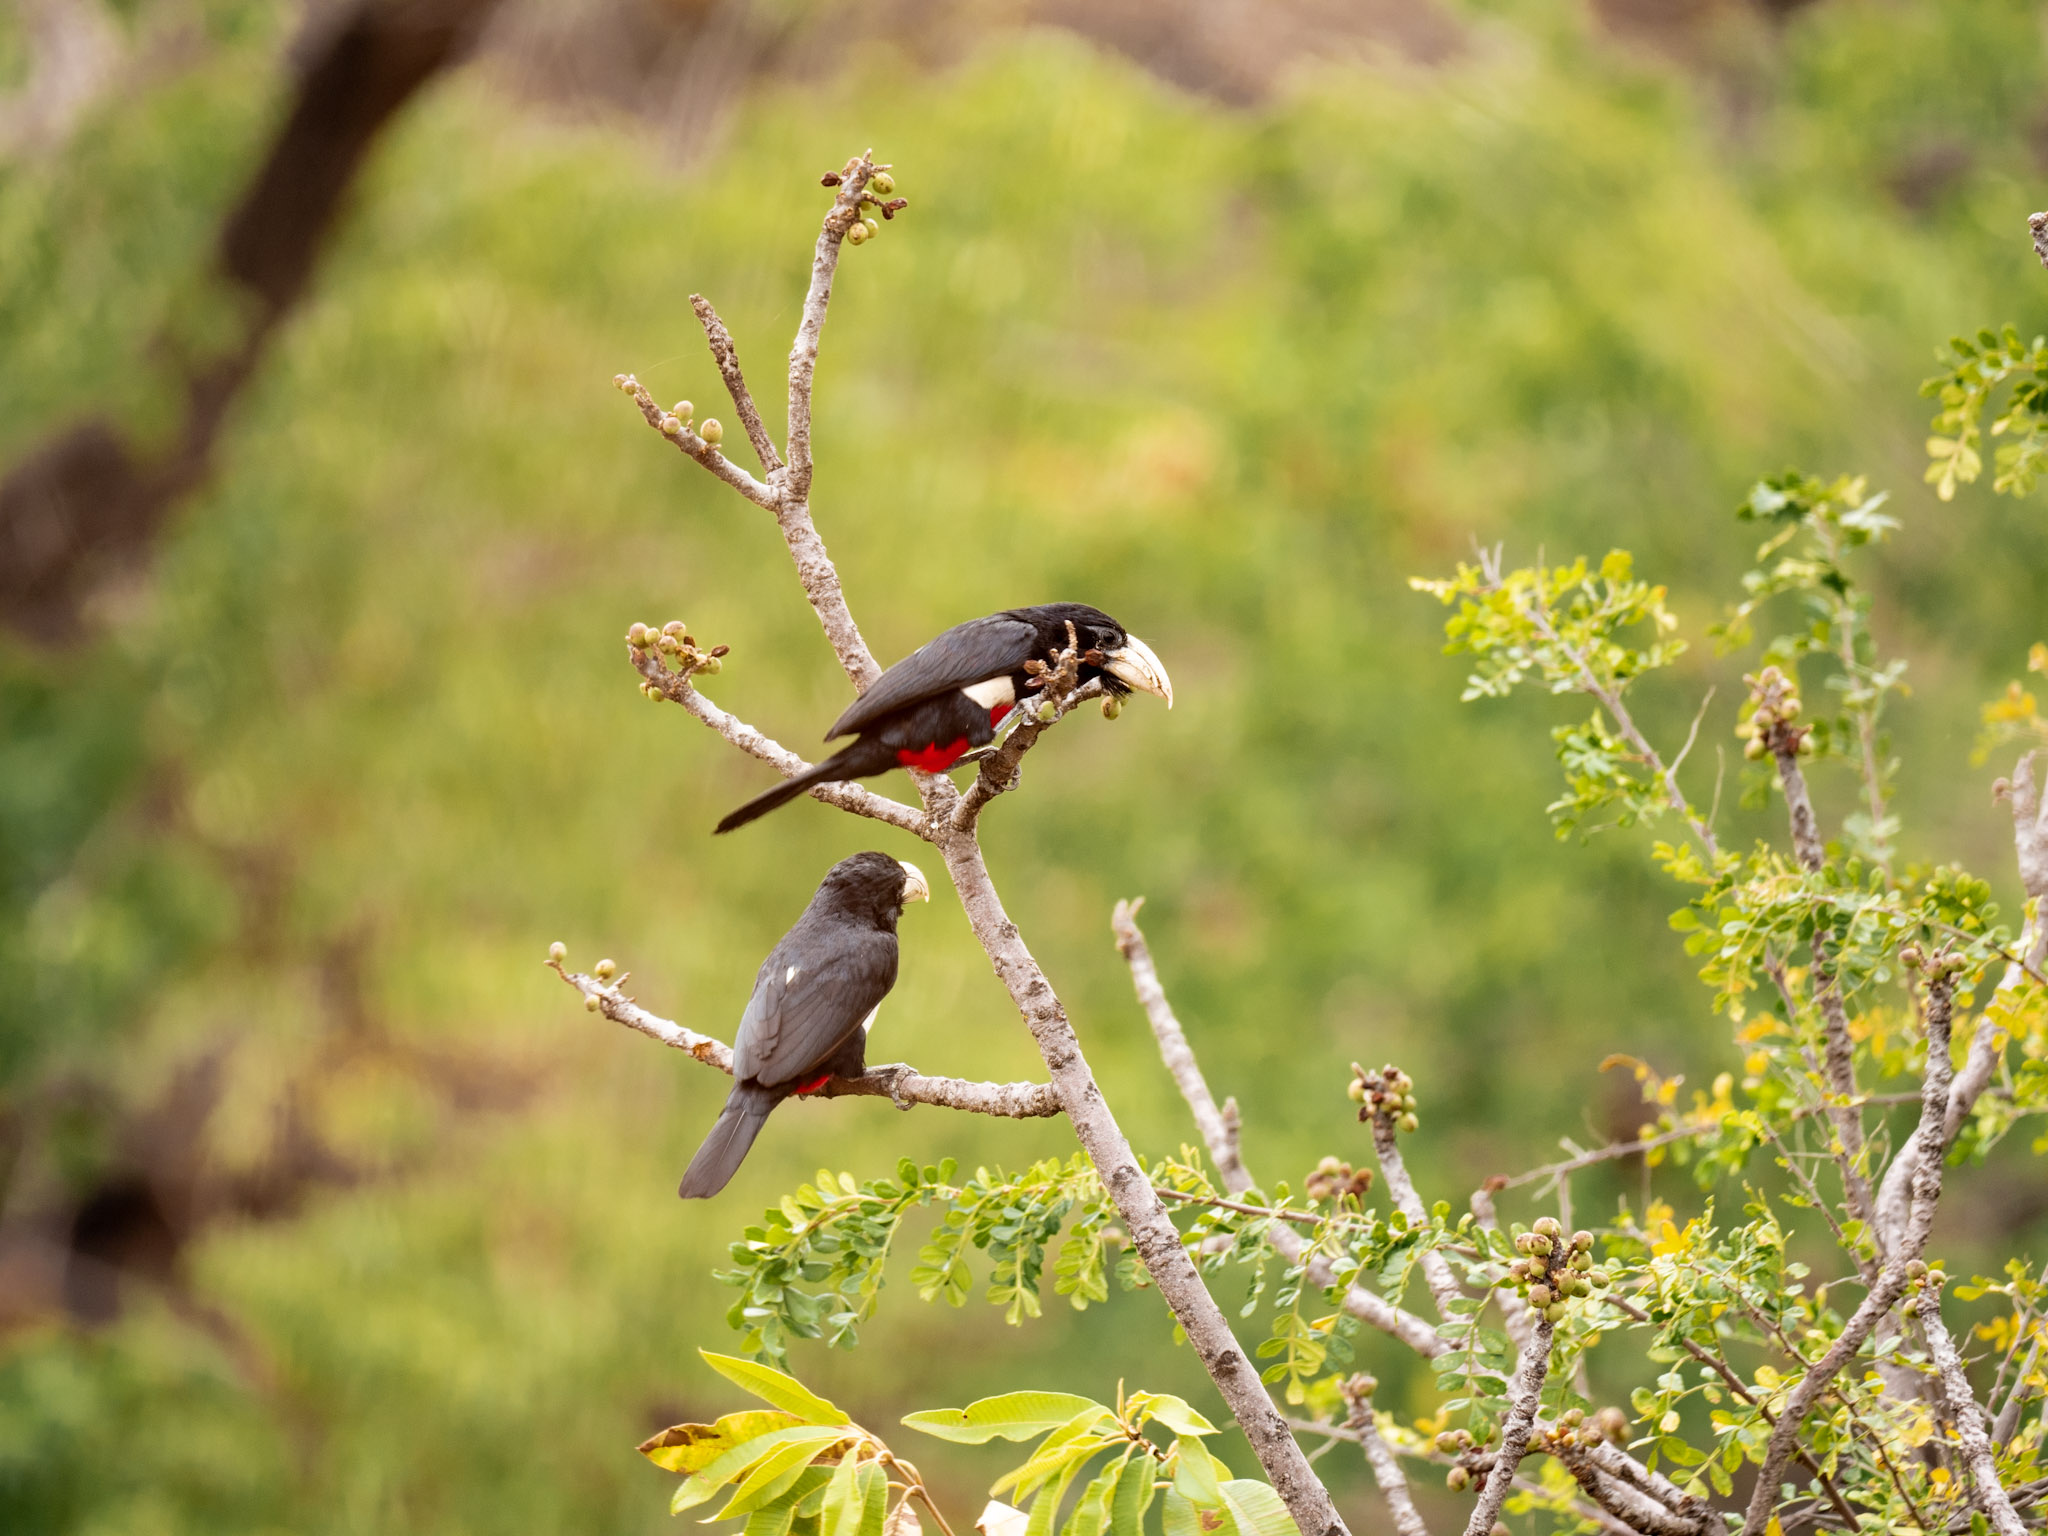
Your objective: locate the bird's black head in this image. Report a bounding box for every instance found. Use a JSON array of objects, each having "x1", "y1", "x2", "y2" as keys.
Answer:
[
  {"x1": 1003, "y1": 603, "x2": 1174, "y2": 706},
  {"x1": 812, "y1": 851, "x2": 932, "y2": 930}
]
